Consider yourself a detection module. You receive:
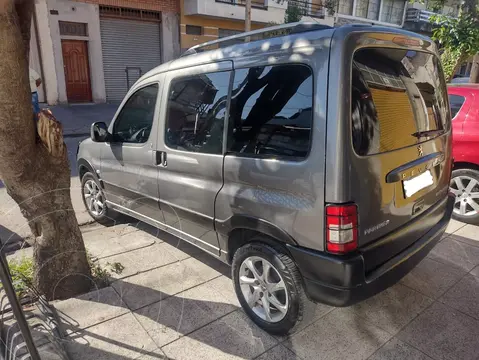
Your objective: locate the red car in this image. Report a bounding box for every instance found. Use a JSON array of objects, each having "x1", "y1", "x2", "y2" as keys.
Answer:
[{"x1": 449, "y1": 84, "x2": 479, "y2": 224}]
